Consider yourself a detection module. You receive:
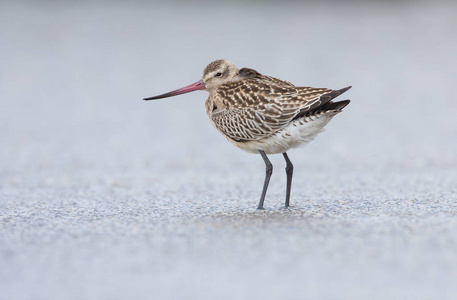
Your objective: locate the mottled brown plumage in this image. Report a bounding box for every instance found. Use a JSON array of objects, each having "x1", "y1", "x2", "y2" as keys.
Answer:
[{"x1": 202, "y1": 60, "x2": 350, "y2": 146}]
